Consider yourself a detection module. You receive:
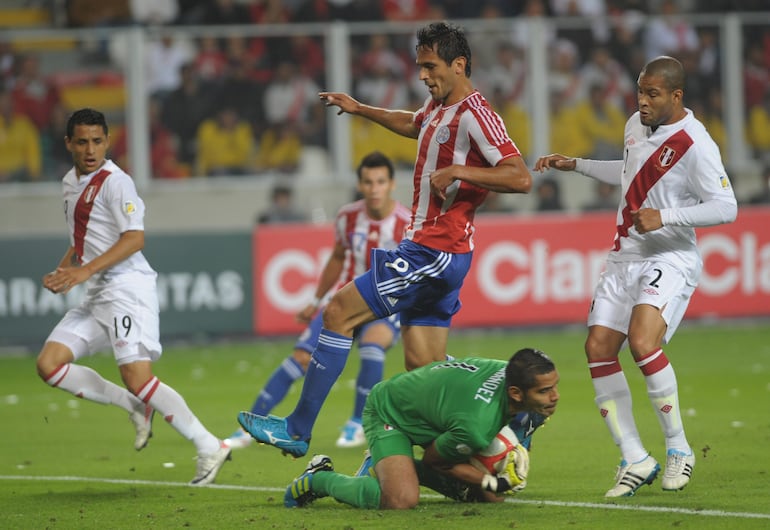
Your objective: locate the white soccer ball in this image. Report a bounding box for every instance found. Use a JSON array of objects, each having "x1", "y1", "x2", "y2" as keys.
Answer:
[{"x1": 469, "y1": 425, "x2": 517, "y2": 474}]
